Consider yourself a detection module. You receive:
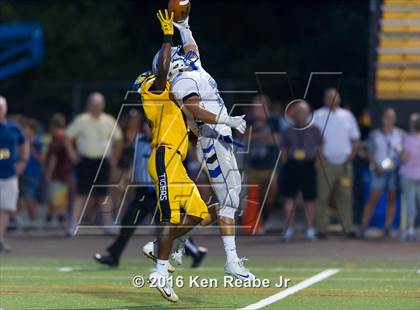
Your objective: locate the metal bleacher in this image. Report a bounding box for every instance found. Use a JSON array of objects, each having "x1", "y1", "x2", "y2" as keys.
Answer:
[{"x1": 375, "y1": 0, "x2": 420, "y2": 100}]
